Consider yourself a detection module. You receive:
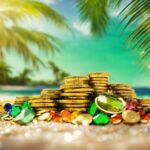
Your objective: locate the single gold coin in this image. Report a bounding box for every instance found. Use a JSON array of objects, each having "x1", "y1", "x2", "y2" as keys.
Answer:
[
  {"x1": 90, "y1": 81, "x2": 108, "y2": 84},
  {"x1": 89, "y1": 72, "x2": 109, "y2": 78},
  {"x1": 61, "y1": 92, "x2": 89, "y2": 97},
  {"x1": 41, "y1": 89, "x2": 60, "y2": 94},
  {"x1": 31, "y1": 103, "x2": 57, "y2": 107},
  {"x1": 35, "y1": 108, "x2": 57, "y2": 111},
  {"x1": 61, "y1": 84, "x2": 90, "y2": 89},
  {"x1": 140, "y1": 99, "x2": 150, "y2": 104},
  {"x1": 122, "y1": 110, "x2": 140, "y2": 124},
  {"x1": 62, "y1": 96, "x2": 89, "y2": 100},
  {"x1": 58, "y1": 99, "x2": 90, "y2": 104},
  {"x1": 29, "y1": 99, "x2": 56, "y2": 103},
  {"x1": 64, "y1": 88, "x2": 94, "y2": 93},
  {"x1": 64, "y1": 76, "x2": 89, "y2": 82},
  {"x1": 60, "y1": 103, "x2": 90, "y2": 108},
  {"x1": 62, "y1": 107, "x2": 87, "y2": 112}
]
